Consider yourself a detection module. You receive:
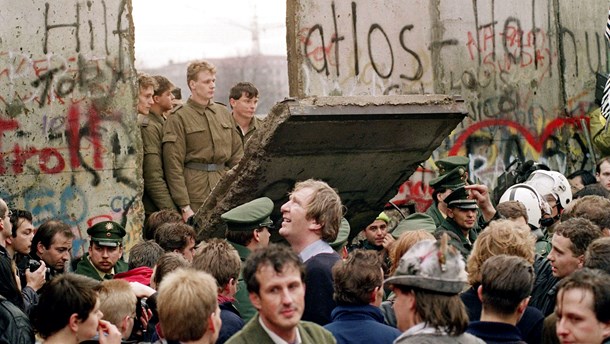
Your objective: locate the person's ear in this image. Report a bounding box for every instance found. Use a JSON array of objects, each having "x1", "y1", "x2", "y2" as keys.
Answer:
[
  {"x1": 477, "y1": 285, "x2": 483, "y2": 302},
  {"x1": 37, "y1": 241, "x2": 45, "y2": 255},
  {"x1": 249, "y1": 292, "x2": 262, "y2": 311},
  {"x1": 517, "y1": 297, "x2": 529, "y2": 315},
  {"x1": 253, "y1": 229, "x2": 261, "y2": 243},
  {"x1": 308, "y1": 220, "x2": 322, "y2": 233},
  {"x1": 577, "y1": 254, "x2": 585, "y2": 269},
  {"x1": 370, "y1": 287, "x2": 380, "y2": 303},
  {"x1": 68, "y1": 313, "x2": 80, "y2": 333}
]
